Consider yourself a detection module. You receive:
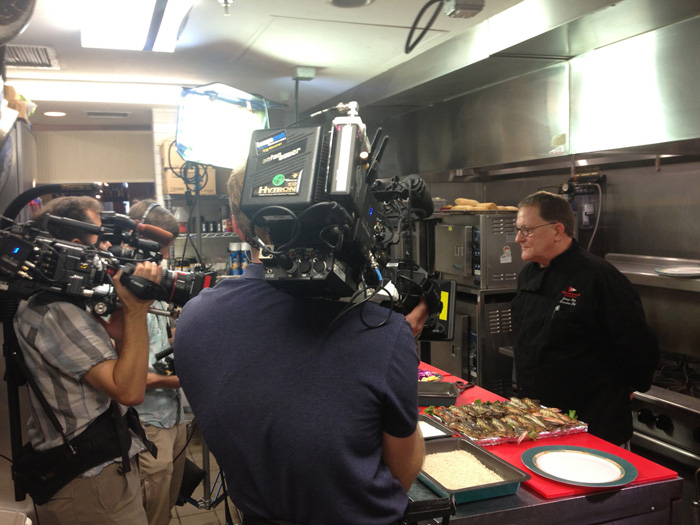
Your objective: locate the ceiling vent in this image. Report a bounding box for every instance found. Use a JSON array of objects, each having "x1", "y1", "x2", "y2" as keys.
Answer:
[
  {"x1": 5, "y1": 45, "x2": 60, "y2": 69},
  {"x1": 86, "y1": 111, "x2": 131, "y2": 119}
]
